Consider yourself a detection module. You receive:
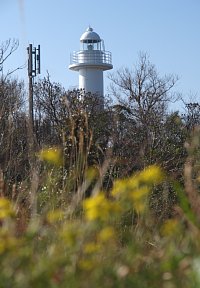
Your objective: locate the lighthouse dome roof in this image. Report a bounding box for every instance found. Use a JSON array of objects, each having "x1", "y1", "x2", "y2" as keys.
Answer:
[{"x1": 80, "y1": 27, "x2": 101, "y2": 43}]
